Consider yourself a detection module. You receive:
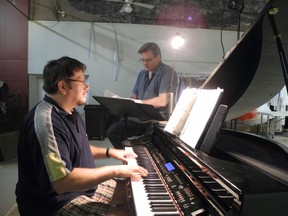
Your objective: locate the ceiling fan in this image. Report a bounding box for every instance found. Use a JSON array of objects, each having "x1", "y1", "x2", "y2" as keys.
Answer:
[{"x1": 105, "y1": 0, "x2": 154, "y2": 14}]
